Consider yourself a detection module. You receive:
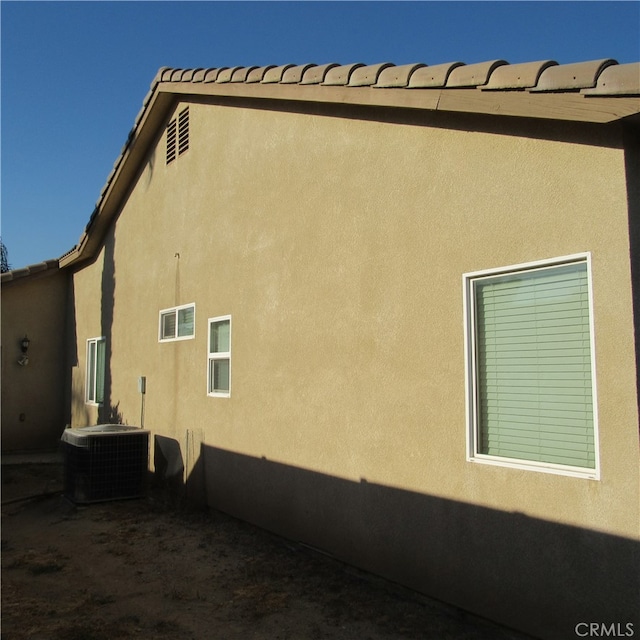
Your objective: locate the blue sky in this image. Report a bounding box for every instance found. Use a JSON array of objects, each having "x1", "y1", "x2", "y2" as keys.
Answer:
[{"x1": 2, "y1": 1, "x2": 639, "y2": 269}]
